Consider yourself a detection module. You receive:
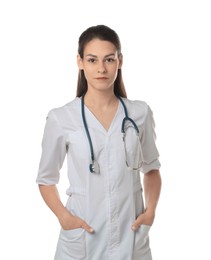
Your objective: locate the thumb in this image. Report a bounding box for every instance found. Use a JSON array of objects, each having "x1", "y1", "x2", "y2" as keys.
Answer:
[
  {"x1": 81, "y1": 221, "x2": 94, "y2": 233},
  {"x1": 131, "y1": 214, "x2": 144, "y2": 231}
]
